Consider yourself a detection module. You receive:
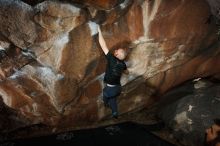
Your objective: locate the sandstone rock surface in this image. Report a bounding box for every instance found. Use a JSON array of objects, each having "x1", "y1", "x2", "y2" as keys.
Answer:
[{"x1": 0, "y1": 0, "x2": 219, "y2": 134}]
